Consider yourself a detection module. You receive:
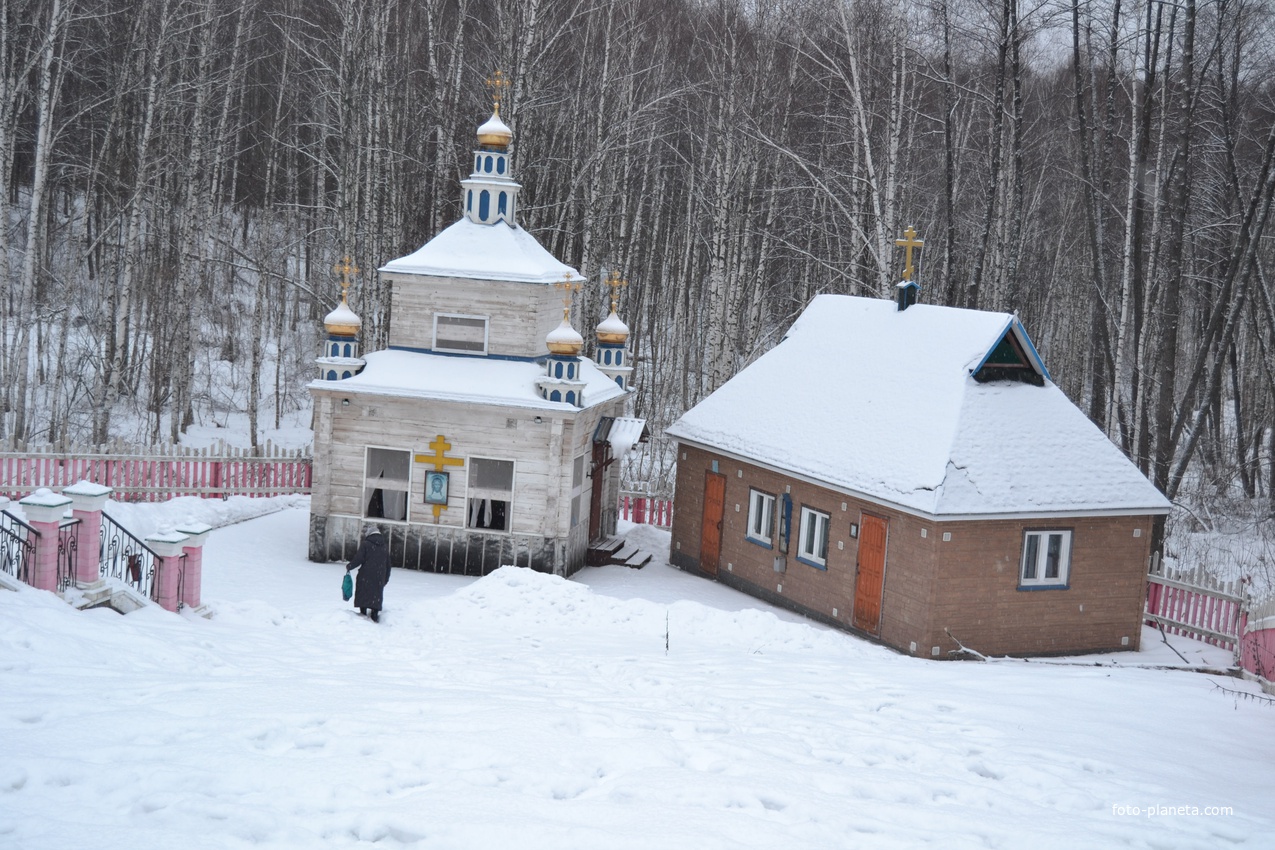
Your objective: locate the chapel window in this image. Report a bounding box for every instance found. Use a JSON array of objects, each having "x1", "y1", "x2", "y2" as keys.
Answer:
[
  {"x1": 363, "y1": 447, "x2": 410, "y2": 522},
  {"x1": 434, "y1": 313, "x2": 489, "y2": 355},
  {"x1": 468, "y1": 458, "x2": 514, "y2": 532}
]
